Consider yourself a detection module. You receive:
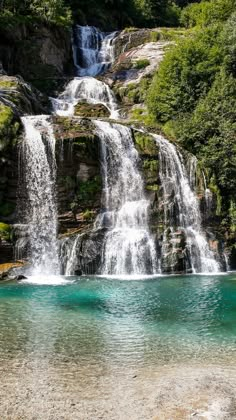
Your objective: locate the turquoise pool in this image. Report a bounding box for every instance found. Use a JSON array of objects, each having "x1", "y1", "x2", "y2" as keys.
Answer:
[{"x1": 1, "y1": 274, "x2": 236, "y2": 418}]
